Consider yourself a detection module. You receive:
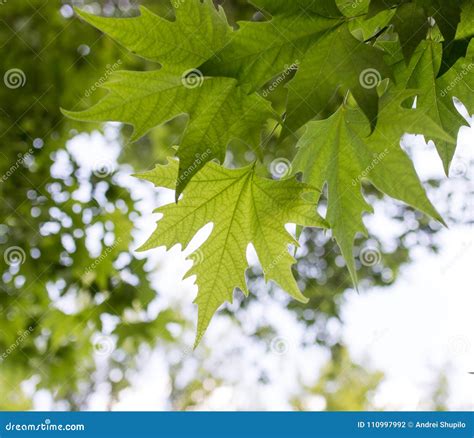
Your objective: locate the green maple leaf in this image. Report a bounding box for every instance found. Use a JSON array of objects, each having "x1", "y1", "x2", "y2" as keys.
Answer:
[
  {"x1": 136, "y1": 160, "x2": 327, "y2": 345},
  {"x1": 293, "y1": 87, "x2": 449, "y2": 282},
  {"x1": 65, "y1": 3, "x2": 273, "y2": 195},
  {"x1": 202, "y1": 13, "x2": 341, "y2": 92},
  {"x1": 395, "y1": 39, "x2": 470, "y2": 173},
  {"x1": 74, "y1": 2, "x2": 231, "y2": 72},
  {"x1": 285, "y1": 23, "x2": 391, "y2": 134},
  {"x1": 63, "y1": 68, "x2": 272, "y2": 197}
]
